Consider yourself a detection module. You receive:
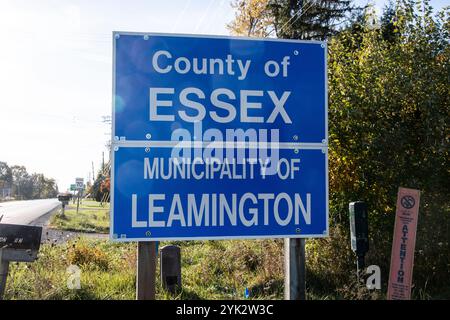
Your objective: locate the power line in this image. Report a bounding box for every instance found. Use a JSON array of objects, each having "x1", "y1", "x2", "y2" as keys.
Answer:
[
  {"x1": 276, "y1": 0, "x2": 315, "y2": 36},
  {"x1": 287, "y1": 0, "x2": 315, "y2": 30},
  {"x1": 268, "y1": 0, "x2": 315, "y2": 38},
  {"x1": 171, "y1": 0, "x2": 192, "y2": 32},
  {"x1": 204, "y1": 0, "x2": 227, "y2": 34},
  {"x1": 270, "y1": 4, "x2": 305, "y2": 36},
  {"x1": 194, "y1": 0, "x2": 216, "y2": 33}
]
